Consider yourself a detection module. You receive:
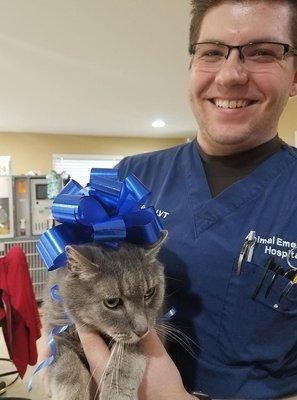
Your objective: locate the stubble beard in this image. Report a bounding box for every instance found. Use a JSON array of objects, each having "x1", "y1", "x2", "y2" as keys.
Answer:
[{"x1": 198, "y1": 120, "x2": 256, "y2": 148}]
